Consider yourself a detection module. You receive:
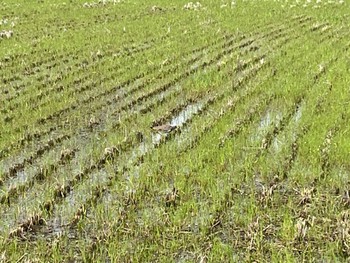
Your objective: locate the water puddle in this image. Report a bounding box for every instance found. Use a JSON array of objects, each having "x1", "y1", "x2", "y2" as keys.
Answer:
[
  {"x1": 250, "y1": 111, "x2": 273, "y2": 144},
  {"x1": 273, "y1": 106, "x2": 303, "y2": 152},
  {"x1": 294, "y1": 105, "x2": 303, "y2": 123},
  {"x1": 259, "y1": 111, "x2": 272, "y2": 130},
  {"x1": 151, "y1": 133, "x2": 163, "y2": 145},
  {"x1": 1, "y1": 161, "x2": 43, "y2": 192},
  {"x1": 128, "y1": 141, "x2": 150, "y2": 166},
  {"x1": 259, "y1": 110, "x2": 283, "y2": 132},
  {"x1": 9, "y1": 169, "x2": 30, "y2": 185},
  {"x1": 170, "y1": 102, "x2": 204, "y2": 127},
  {"x1": 44, "y1": 217, "x2": 77, "y2": 239},
  {"x1": 66, "y1": 169, "x2": 109, "y2": 206},
  {"x1": 127, "y1": 102, "x2": 204, "y2": 169},
  {"x1": 250, "y1": 110, "x2": 282, "y2": 144},
  {"x1": 0, "y1": 155, "x2": 26, "y2": 177}
]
